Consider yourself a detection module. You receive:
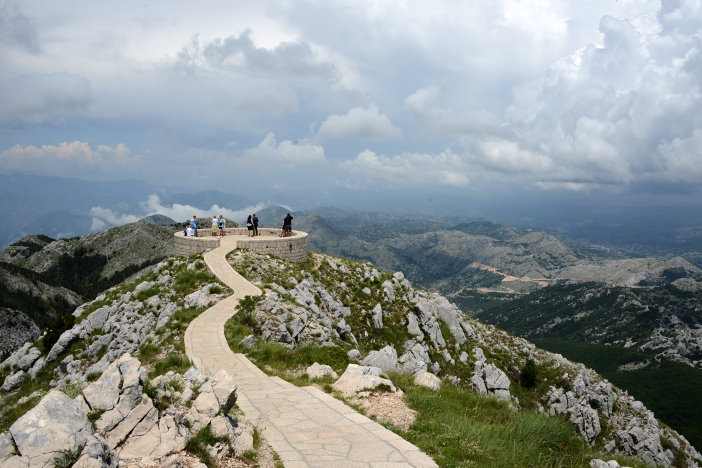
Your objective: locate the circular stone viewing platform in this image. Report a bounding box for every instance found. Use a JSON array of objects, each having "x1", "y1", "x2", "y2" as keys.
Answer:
[{"x1": 174, "y1": 227, "x2": 308, "y2": 263}]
